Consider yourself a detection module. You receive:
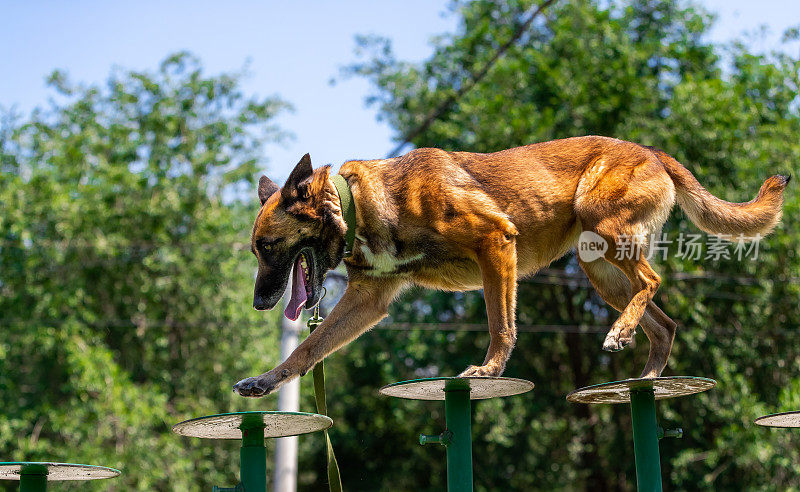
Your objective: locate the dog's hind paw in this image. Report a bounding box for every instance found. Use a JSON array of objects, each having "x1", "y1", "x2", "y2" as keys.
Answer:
[{"x1": 602, "y1": 329, "x2": 634, "y2": 352}]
